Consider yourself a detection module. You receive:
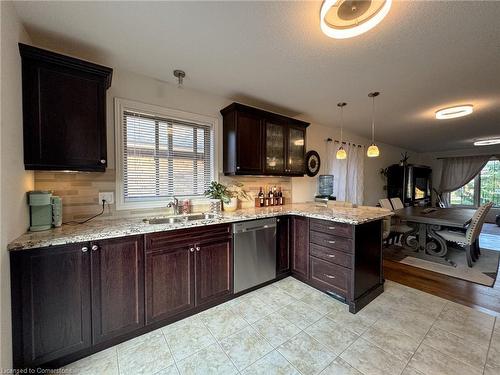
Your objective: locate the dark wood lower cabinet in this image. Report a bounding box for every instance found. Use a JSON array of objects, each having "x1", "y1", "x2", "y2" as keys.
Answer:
[
  {"x1": 10, "y1": 218, "x2": 383, "y2": 369},
  {"x1": 308, "y1": 218, "x2": 384, "y2": 313},
  {"x1": 195, "y1": 236, "x2": 233, "y2": 306},
  {"x1": 11, "y1": 243, "x2": 92, "y2": 368},
  {"x1": 290, "y1": 216, "x2": 309, "y2": 279},
  {"x1": 146, "y1": 243, "x2": 195, "y2": 324},
  {"x1": 277, "y1": 216, "x2": 290, "y2": 275},
  {"x1": 90, "y1": 236, "x2": 144, "y2": 344}
]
